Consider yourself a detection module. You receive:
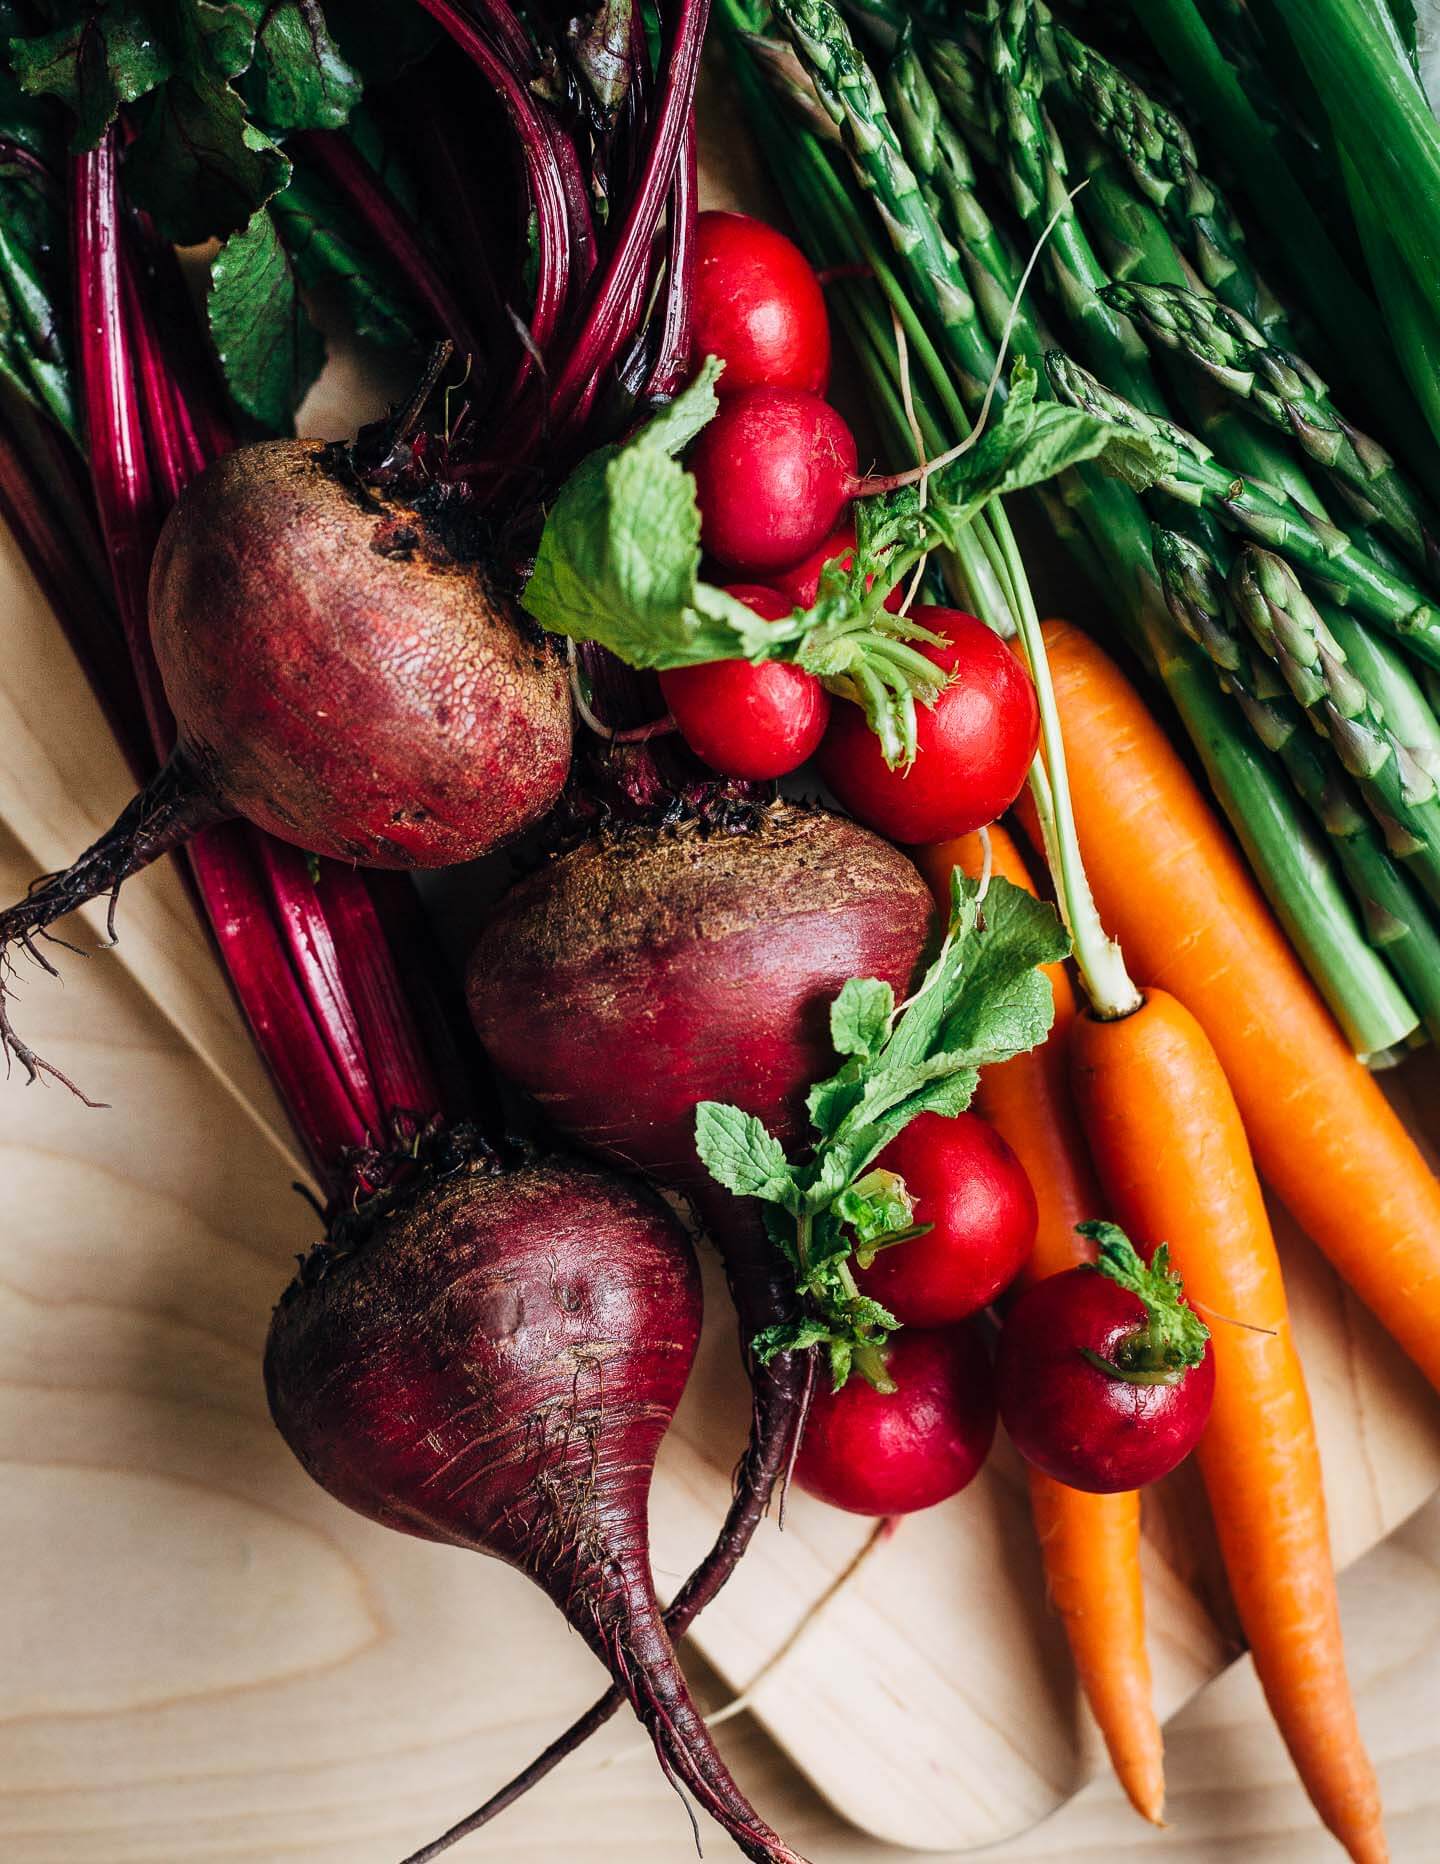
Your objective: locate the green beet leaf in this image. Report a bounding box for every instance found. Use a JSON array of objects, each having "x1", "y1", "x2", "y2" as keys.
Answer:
[
  {"x1": 10, "y1": 0, "x2": 172, "y2": 150},
  {"x1": 207, "y1": 205, "x2": 322, "y2": 429},
  {"x1": 235, "y1": 0, "x2": 360, "y2": 131}
]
